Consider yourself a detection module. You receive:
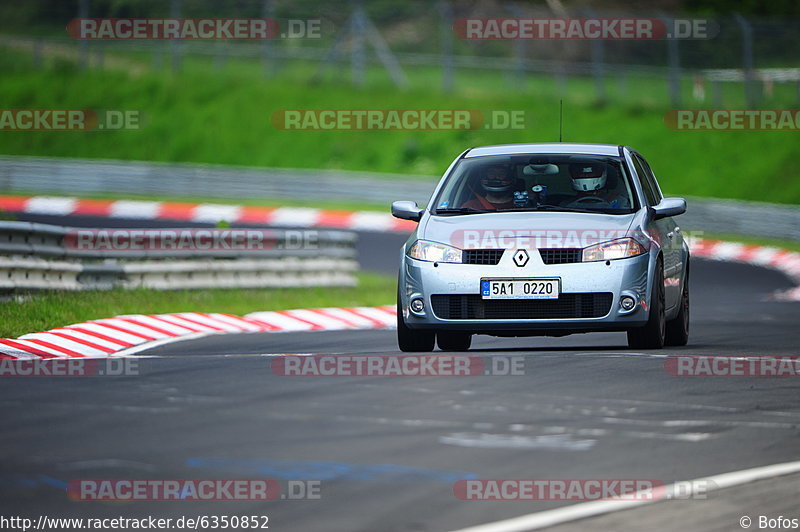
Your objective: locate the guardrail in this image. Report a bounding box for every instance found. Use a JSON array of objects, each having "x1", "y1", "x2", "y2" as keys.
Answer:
[
  {"x1": 0, "y1": 155, "x2": 435, "y2": 206},
  {"x1": 0, "y1": 221, "x2": 358, "y2": 292},
  {"x1": 2, "y1": 156, "x2": 799, "y2": 242},
  {"x1": 681, "y1": 196, "x2": 800, "y2": 242}
]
